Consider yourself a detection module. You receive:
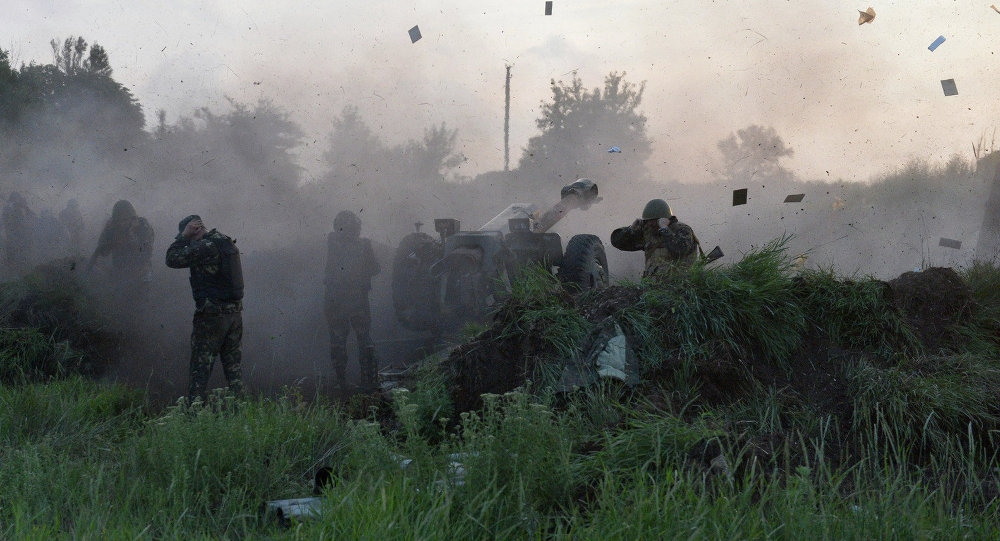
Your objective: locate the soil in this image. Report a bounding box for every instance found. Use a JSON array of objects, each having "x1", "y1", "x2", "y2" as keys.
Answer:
[{"x1": 888, "y1": 266, "x2": 973, "y2": 352}]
